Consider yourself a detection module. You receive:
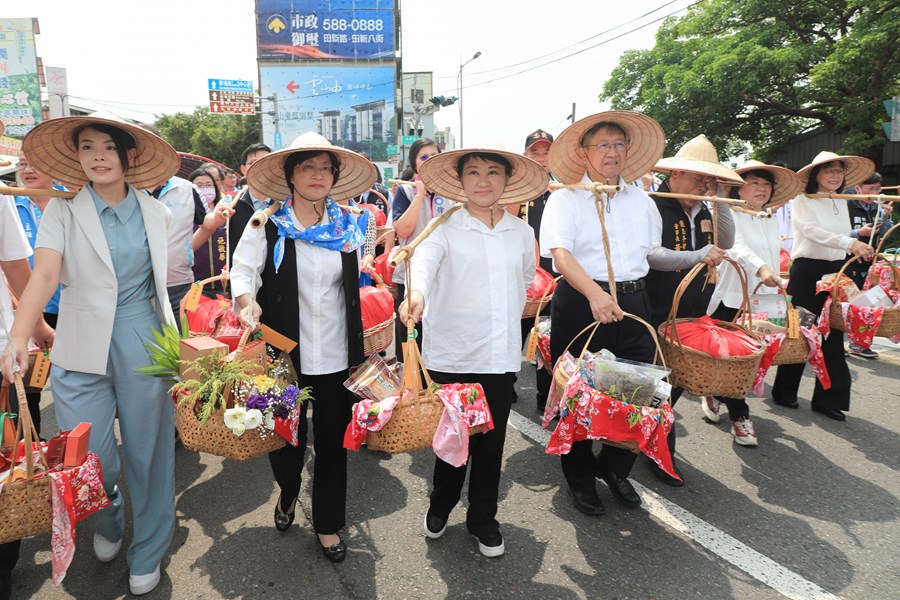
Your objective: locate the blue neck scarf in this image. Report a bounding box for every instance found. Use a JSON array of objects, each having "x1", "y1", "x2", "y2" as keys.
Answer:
[{"x1": 269, "y1": 197, "x2": 367, "y2": 273}]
